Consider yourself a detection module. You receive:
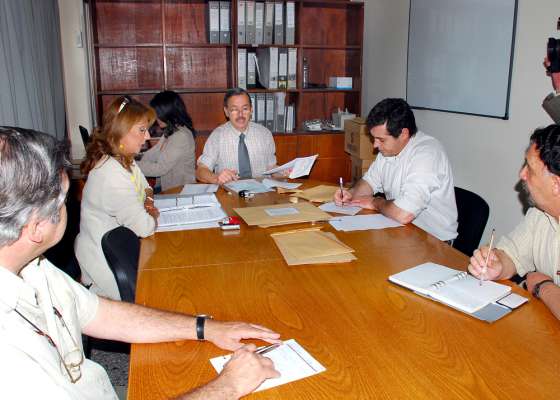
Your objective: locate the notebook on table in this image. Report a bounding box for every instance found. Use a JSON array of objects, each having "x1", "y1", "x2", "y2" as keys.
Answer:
[{"x1": 388, "y1": 262, "x2": 512, "y2": 315}]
